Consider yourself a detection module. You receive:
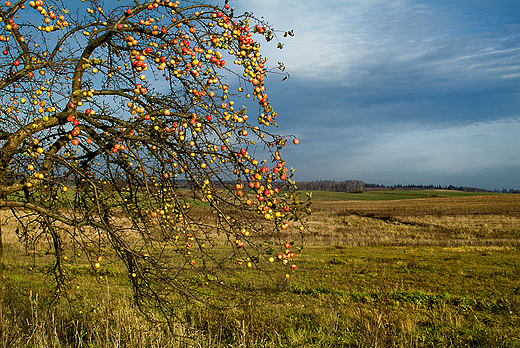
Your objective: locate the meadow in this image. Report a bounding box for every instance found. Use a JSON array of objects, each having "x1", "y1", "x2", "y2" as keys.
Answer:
[{"x1": 0, "y1": 191, "x2": 518, "y2": 347}]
